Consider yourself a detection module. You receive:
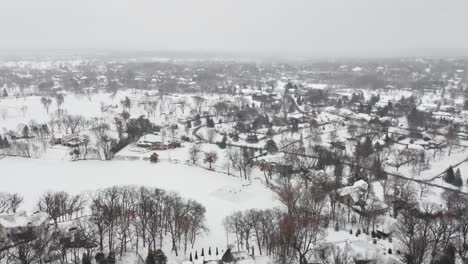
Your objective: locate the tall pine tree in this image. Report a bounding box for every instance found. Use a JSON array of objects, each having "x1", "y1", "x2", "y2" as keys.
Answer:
[{"x1": 445, "y1": 166, "x2": 455, "y2": 185}]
